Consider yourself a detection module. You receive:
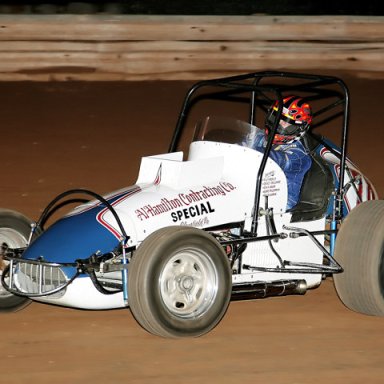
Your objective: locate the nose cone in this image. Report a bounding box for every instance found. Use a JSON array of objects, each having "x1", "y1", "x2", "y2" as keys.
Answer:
[{"x1": 23, "y1": 207, "x2": 120, "y2": 263}]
